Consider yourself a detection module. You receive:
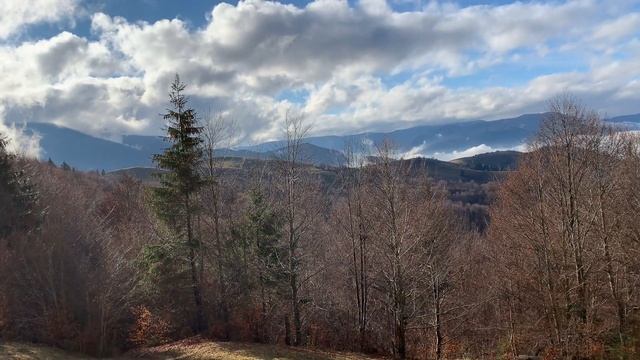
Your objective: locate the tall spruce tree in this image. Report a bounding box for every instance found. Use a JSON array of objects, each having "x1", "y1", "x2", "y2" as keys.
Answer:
[
  {"x1": 152, "y1": 74, "x2": 207, "y2": 333},
  {"x1": 0, "y1": 135, "x2": 39, "y2": 239},
  {"x1": 0, "y1": 135, "x2": 17, "y2": 238},
  {"x1": 246, "y1": 187, "x2": 285, "y2": 341},
  {"x1": 229, "y1": 186, "x2": 284, "y2": 342}
]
